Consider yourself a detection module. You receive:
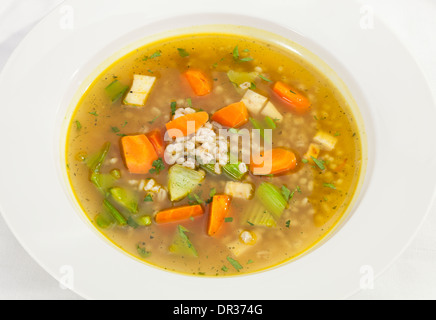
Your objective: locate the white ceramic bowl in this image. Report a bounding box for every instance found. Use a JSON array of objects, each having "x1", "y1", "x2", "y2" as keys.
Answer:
[{"x1": 0, "y1": 0, "x2": 435, "y2": 300}]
